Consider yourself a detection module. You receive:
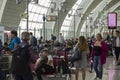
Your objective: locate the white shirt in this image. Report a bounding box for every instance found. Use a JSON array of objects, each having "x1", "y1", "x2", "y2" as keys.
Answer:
[
  {"x1": 47, "y1": 55, "x2": 54, "y2": 67},
  {"x1": 59, "y1": 35, "x2": 64, "y2": 43},
  {"x1": 116, "y1": 37, "x2": 120, "y2": 47},
  {"x1": 35, "y1": 55, "x2": 54, "y2": 69}
]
